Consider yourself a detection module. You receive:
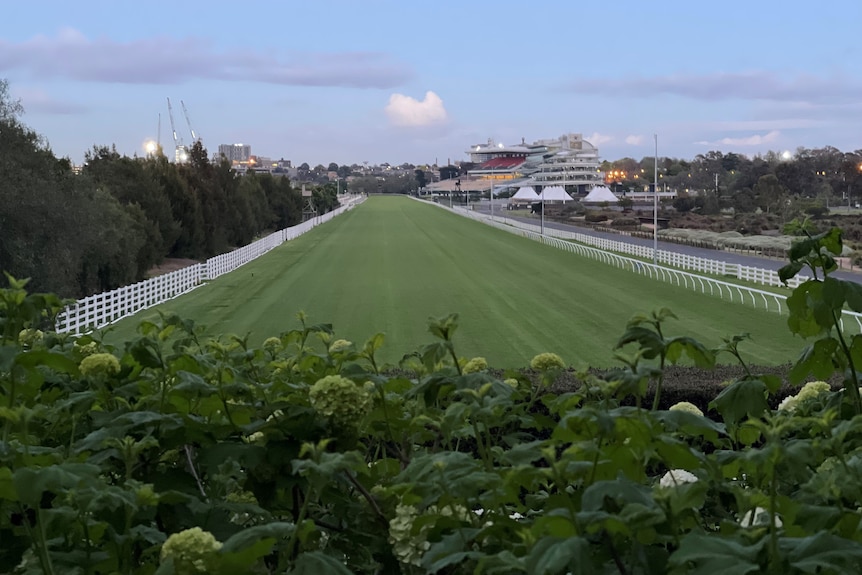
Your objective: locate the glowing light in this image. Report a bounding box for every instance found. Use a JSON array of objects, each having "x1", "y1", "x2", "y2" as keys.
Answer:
[
  {"x1": 781, "y1": 150, "x2": 792, "y2": 161},
  {"x1": 143, "y1": 139, "x2": 157, "y2": 155}
]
